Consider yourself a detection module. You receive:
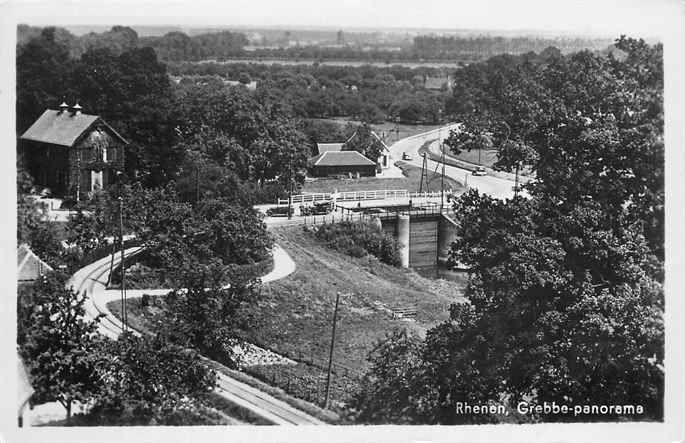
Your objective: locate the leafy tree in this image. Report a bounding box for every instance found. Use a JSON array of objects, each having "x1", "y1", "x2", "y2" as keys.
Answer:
[
  {"x1": 17, "y1": 272, "x2": 103, "y2": 421},
  {"x1": 158, "y1": 263, "x2": 262, "y2": 367},
  {"x1": 16, "y1": 27, "x2": 75, "y2": 133},
  {"x1": 74, "y1": 46, "x2": 179, "y2": 186},
  {"x1": 17, "y1": 167, "x2": 63, "y2": 266},
  {"x1": 342, "y1": 122, "x2": 385, "y2": 163},
  {"x1": 83, "y1": 333, "x2": 218, "y2": 425},
  {"x1": 353, "y1": 37, "x2": 664, "y2": 424},
  {"x1": 351, "y1": 329, "x2": 431, "y2": 423}
]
